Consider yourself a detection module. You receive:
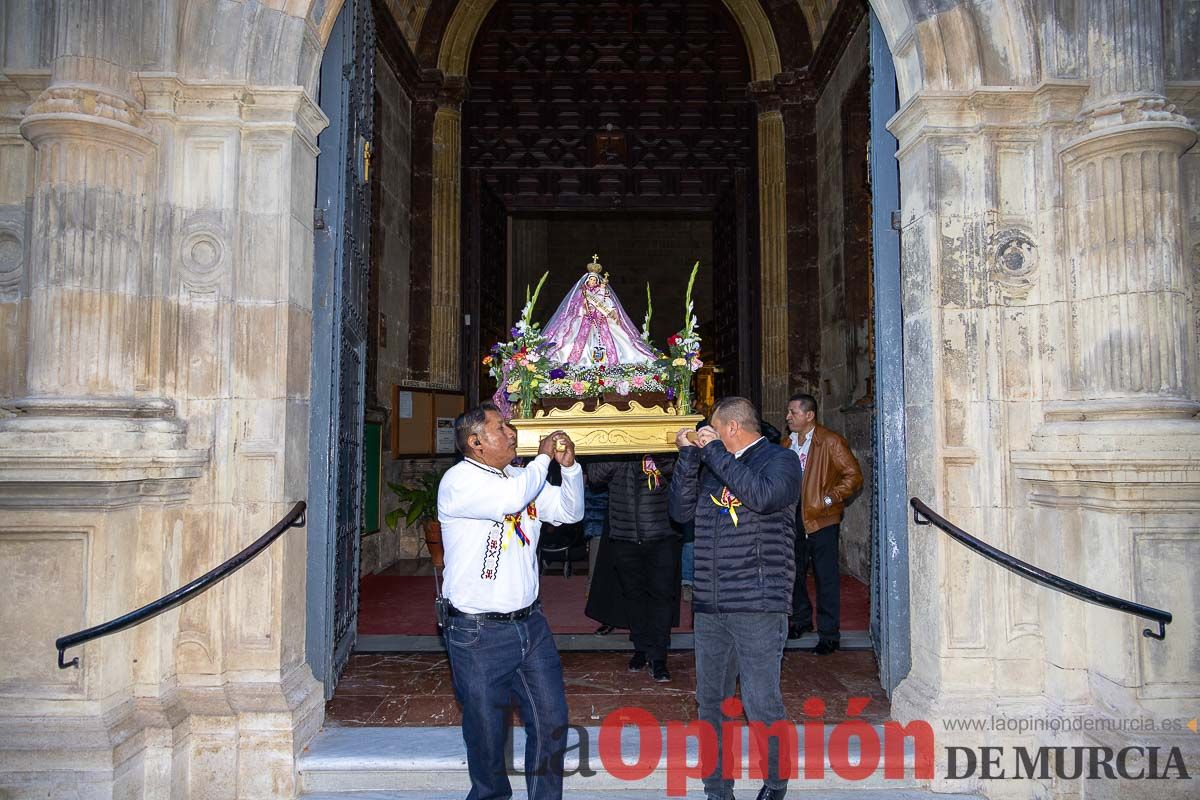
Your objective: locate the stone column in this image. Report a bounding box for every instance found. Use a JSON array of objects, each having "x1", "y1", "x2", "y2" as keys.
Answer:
[
  {"x1": 1058, "y1": 0, "x2": 1198, "y2": 420},
  {"x1": 0, "y1": 4, "x2": 206, "y2": 797},
  {"x1": 1006, "y1": 5, "x2": 1200, "y2": 789},
  {"x1": 18, "y1": 0, "x2": 159, "y2": 406},
  {"x1": 430, "y1": 78, "x2": 465, "y2": 389},
  {"x1": 755, "y1": 86, "x2": 789, "y2": 426}
]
